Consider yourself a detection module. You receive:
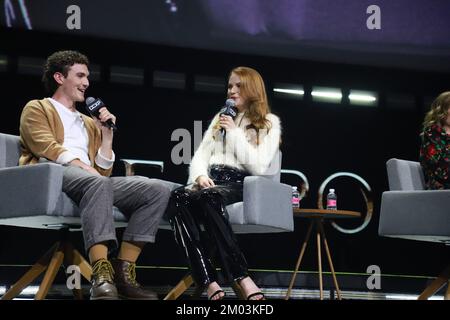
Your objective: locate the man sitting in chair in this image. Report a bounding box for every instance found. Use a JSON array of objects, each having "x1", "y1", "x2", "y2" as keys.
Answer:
[{"x1": 19, "y1": 50, "x2": 171, "y2": 300}]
